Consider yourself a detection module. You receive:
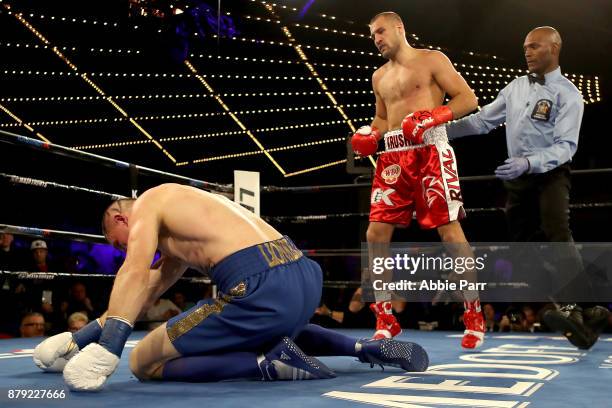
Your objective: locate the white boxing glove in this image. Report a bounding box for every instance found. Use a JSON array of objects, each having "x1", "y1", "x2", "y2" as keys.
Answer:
[
  {"x1": 33, "y1": 332, "x2": 79, "y2": 372},
  {"x1": 63, "y1": 343, "x2": 119, "y2": 392}
]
